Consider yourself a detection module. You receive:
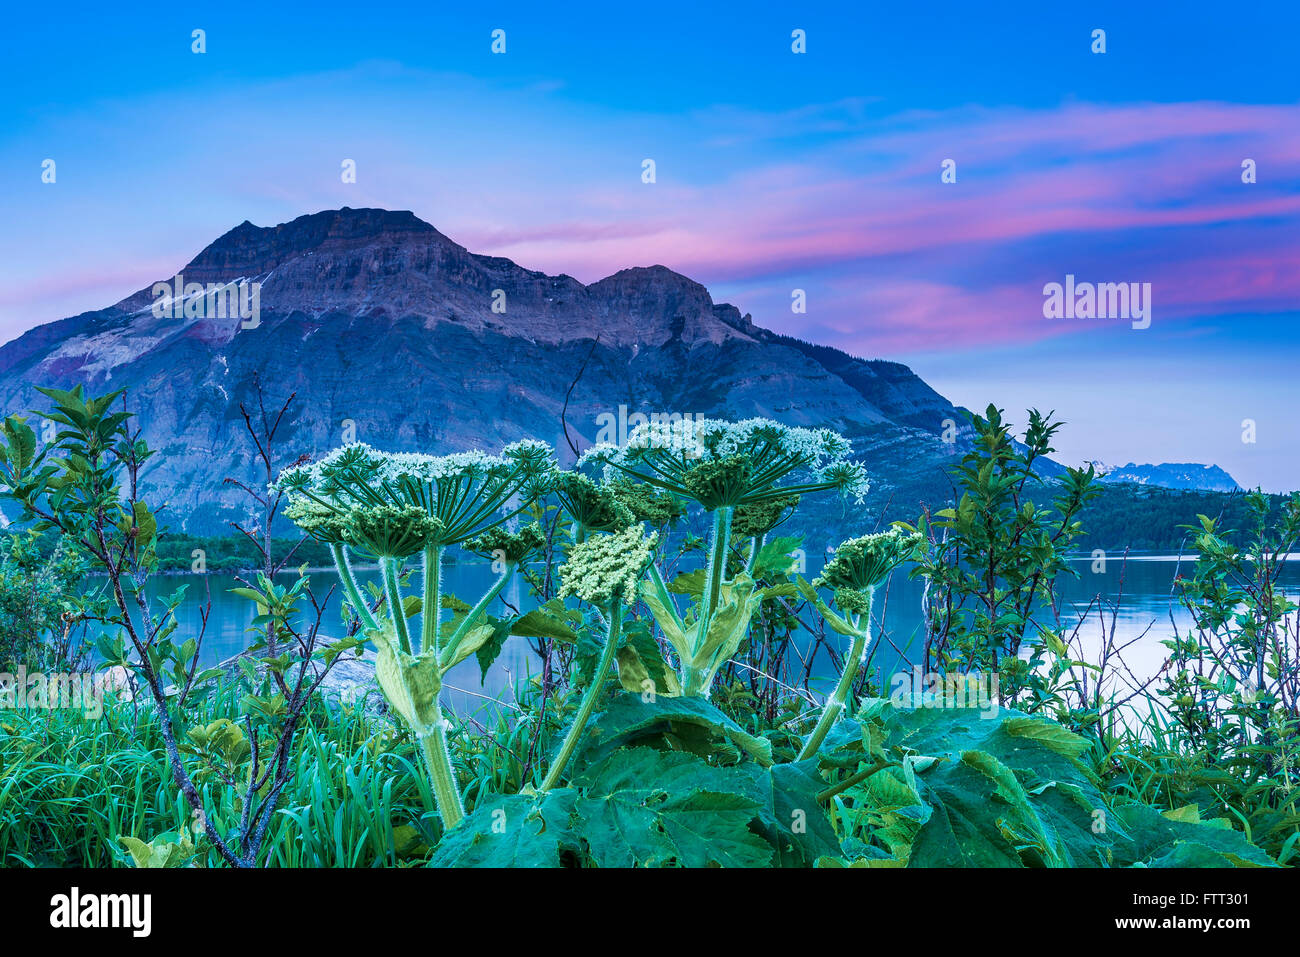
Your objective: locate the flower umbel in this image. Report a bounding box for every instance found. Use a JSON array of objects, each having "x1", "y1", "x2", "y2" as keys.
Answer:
[
  {"x1": 815, "y1": 528, "x2": 920, "y2": 607},
  {"x1": 345, "y1": 505, "x2": 443, "y2": 559},
  {"x1": 552, "y1": 472, "x2": 634, "y2": 533},
  {"x1": 732, "y1": 492, "x2": 801, "y2": 538},
  {"x1": 578, "y1": 417, "x2": 867, "y2": 511},
  {"x1": 464, "y1": 522, "x2": 546, "y2": 564},
  {"x1": 610, "y1": 477, "x2": 685, "y2": 527},
  {"x1": 275, "y1": 440, "x2": 555, "y2": 547},
  {"x1": 283, "y1": 498, "x2": 350, "y2": 545},
  {"x1": 558, "y1": 524, "x2": 659, "y2": 607}
]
